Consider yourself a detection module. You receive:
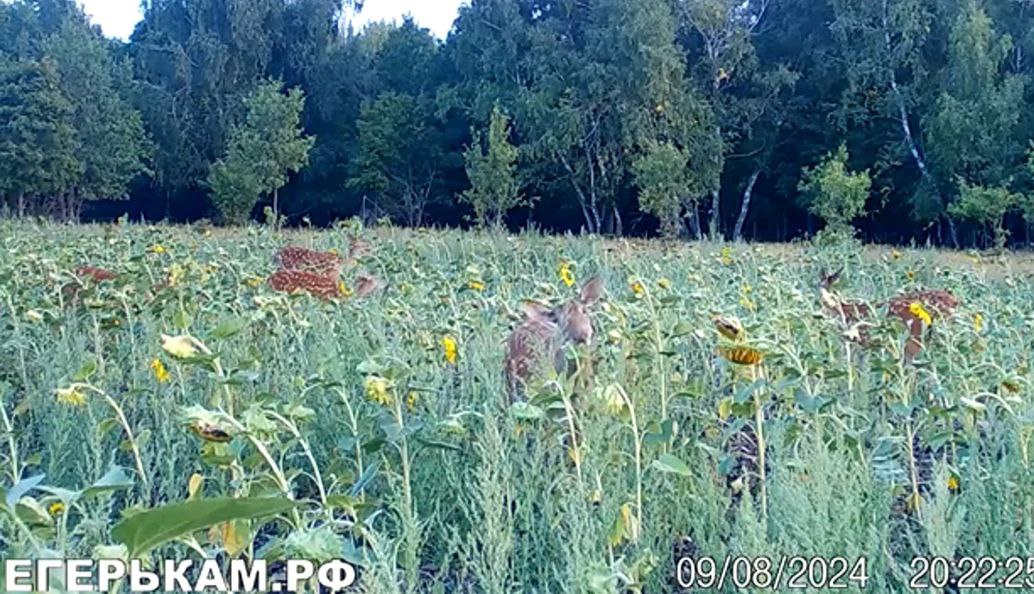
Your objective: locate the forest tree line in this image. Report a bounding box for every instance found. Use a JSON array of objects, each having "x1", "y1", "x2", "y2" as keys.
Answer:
[{"x1": 1, "y1": 0, "x2": 1034, "y2": 246}]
